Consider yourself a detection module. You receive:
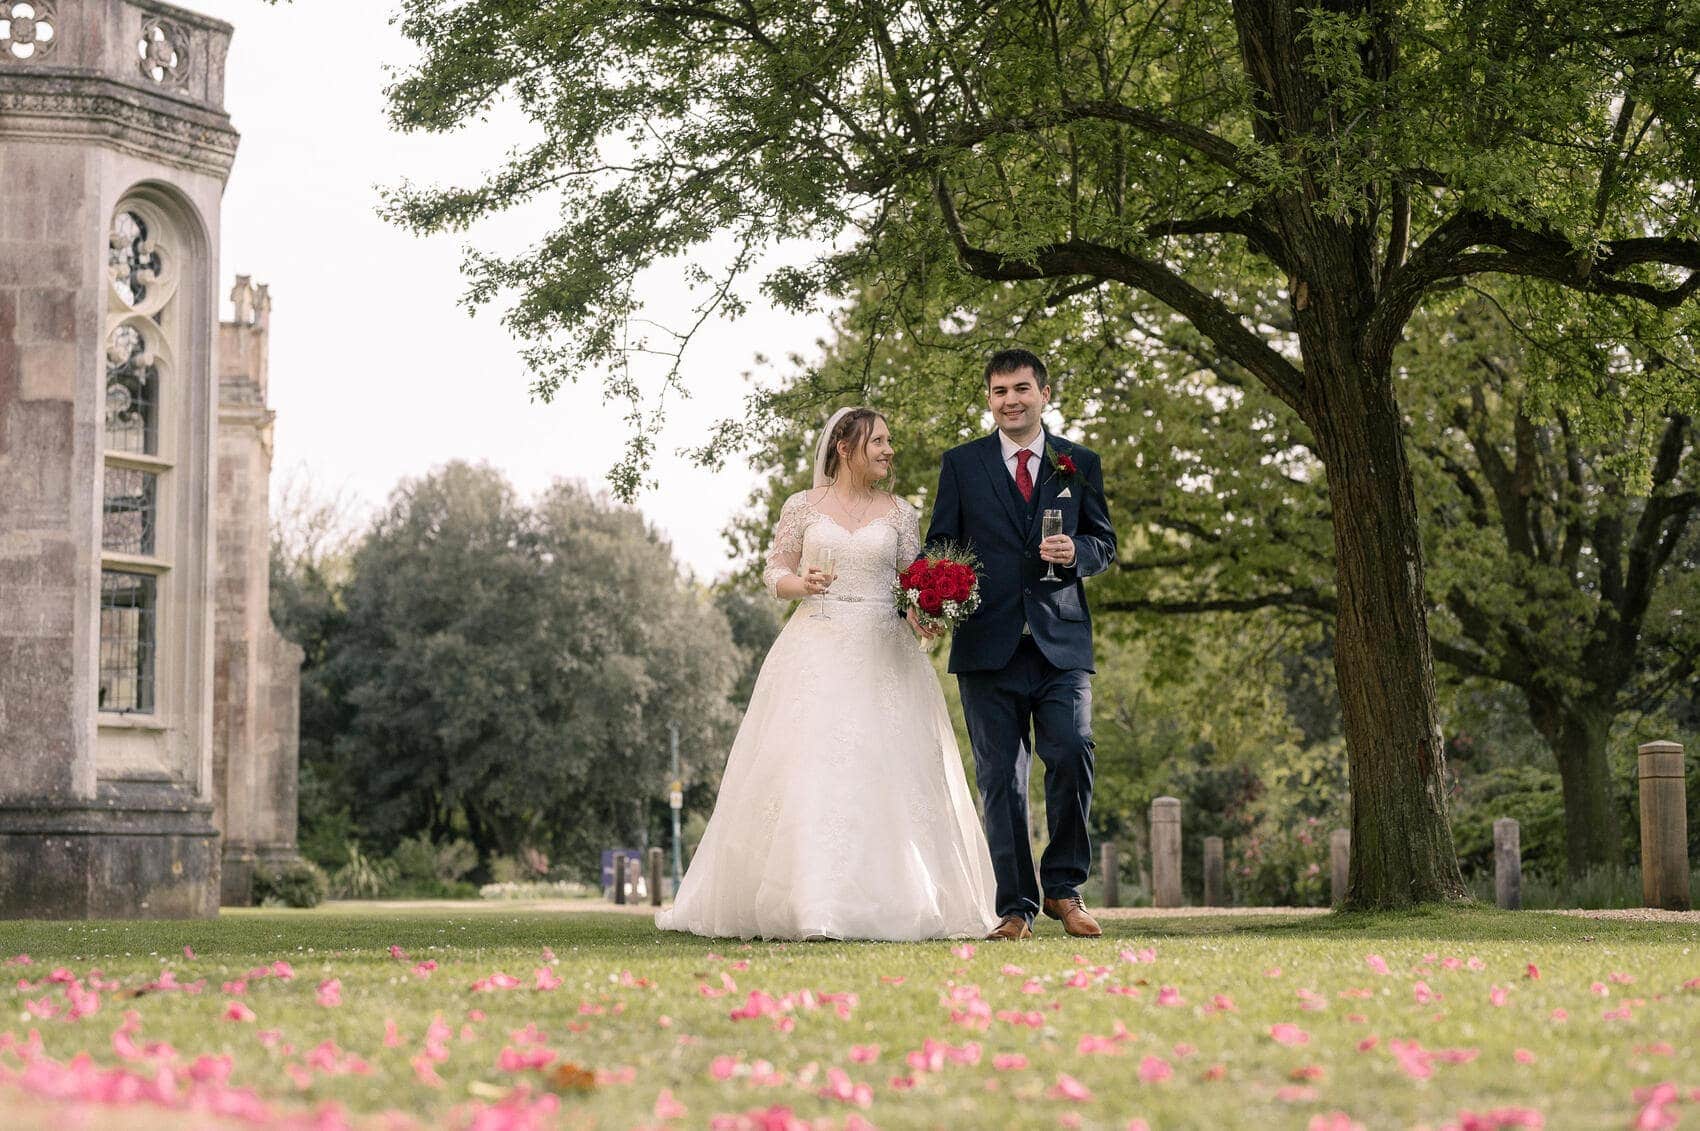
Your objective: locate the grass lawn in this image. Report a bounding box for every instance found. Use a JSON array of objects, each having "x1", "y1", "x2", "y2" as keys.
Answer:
[{"x1": 2, "y1": 902, "x2": 1697, "y2": 1129}]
